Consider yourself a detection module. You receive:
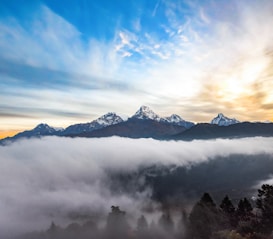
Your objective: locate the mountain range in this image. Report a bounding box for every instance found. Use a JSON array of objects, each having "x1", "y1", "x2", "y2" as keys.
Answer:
[{"x1": 1, "y1": 106, "x2": 273, "y2": 144}]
